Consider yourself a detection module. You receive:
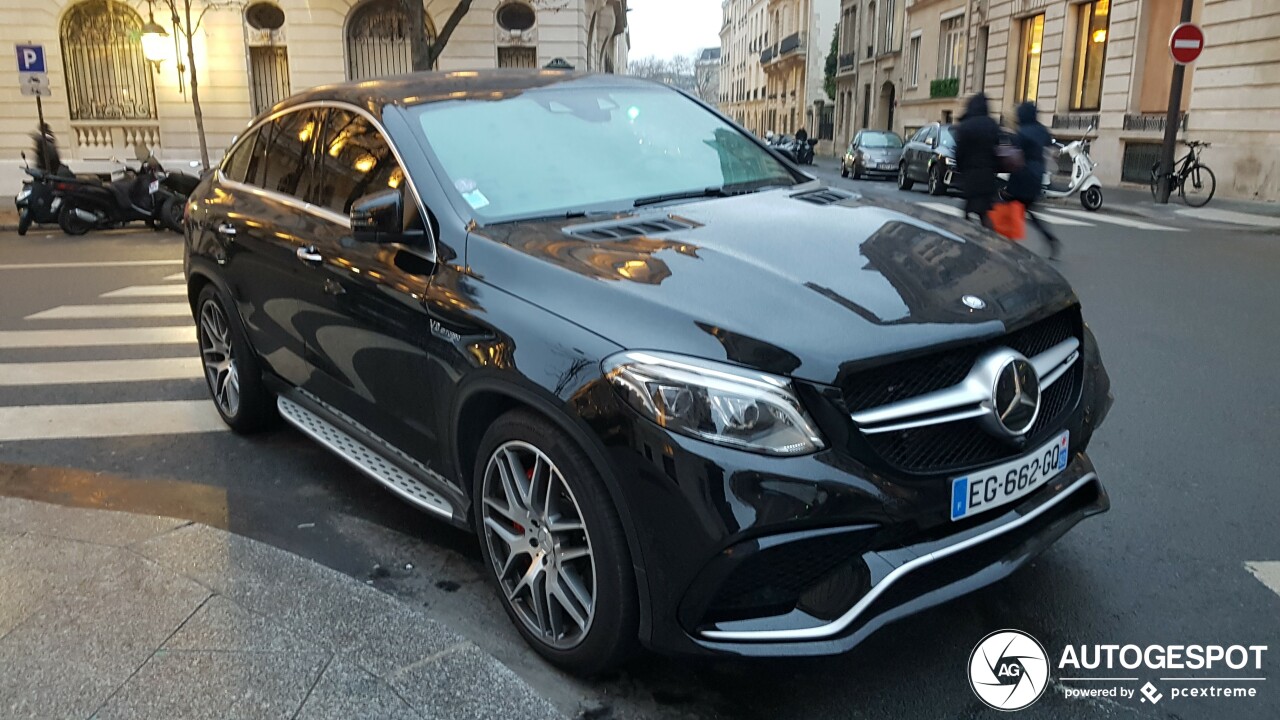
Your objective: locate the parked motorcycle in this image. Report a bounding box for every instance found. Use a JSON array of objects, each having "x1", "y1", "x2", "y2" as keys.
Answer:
[
  {"x1": 53, "y1": 145, "x2": 194, "y2": 235},
  {"x1": 1043, "y1": 124, "x2": 1103, "y2": 211},
  {"x1": 766, "y1": 135, "x2": 816, "y2": 165}
]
